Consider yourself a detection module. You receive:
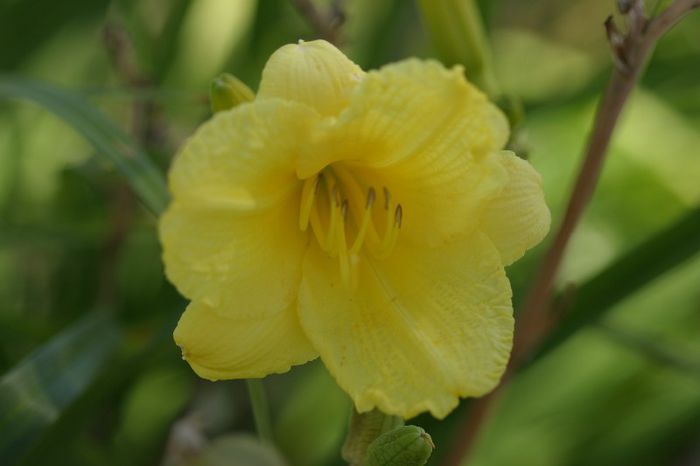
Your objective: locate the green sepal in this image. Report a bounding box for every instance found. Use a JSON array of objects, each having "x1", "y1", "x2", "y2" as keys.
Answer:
[{"x1": 341, "y1": 409, "x2": 404, "y2": 466}]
